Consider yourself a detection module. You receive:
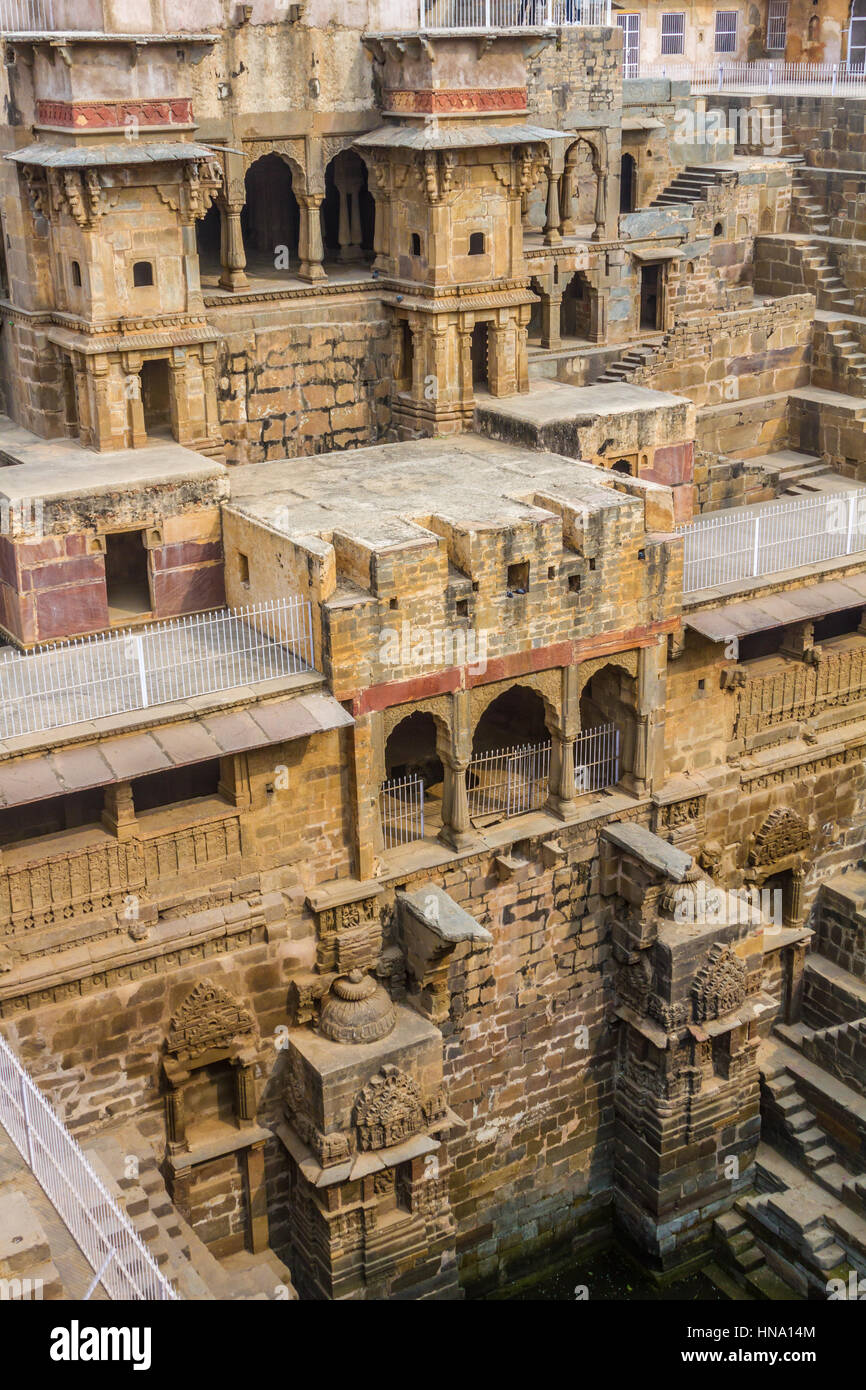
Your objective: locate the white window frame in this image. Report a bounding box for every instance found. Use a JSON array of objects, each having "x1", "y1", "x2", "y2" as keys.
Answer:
[
  {"x1": 660, "y1": 12, "x2": 685, "y2": 55},
  {"x1": 714, "y1": 9, "x2": 738, "y2": 54},
  {"x1": 767, "y1": 0, "x2": 788, "y2": 52}
]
